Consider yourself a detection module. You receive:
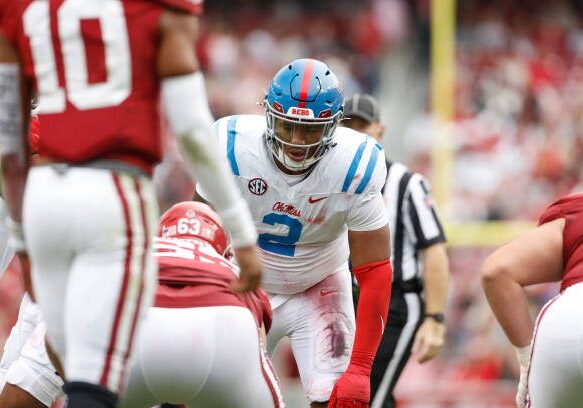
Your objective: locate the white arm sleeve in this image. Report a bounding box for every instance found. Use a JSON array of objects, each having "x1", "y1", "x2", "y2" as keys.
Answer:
[
  {"x1": 0, "y1": 198, "x2": 14, "y2": 283},
  {"x1": 161, "y1": 72, "x2": 257, "y2": 248},
  {"x1": 0, "y1": 63, "x2": 24, "y2": 160}
]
